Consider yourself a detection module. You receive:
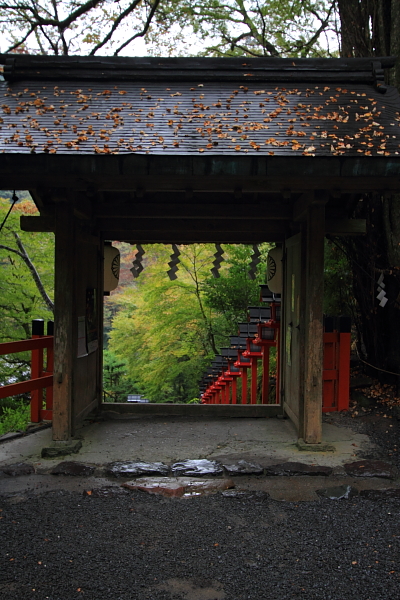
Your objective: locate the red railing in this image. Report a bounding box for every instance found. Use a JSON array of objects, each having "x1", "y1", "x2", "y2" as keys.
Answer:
[
  {"x1": 202, "y1": 314, "x2": 351, "y2": 412},
  {"x1": 0, "y1": 320, "x2": 54, "y2": 423},
  {"x1": 323, "y1": 328, "x2": 351, "y2": 412}
]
